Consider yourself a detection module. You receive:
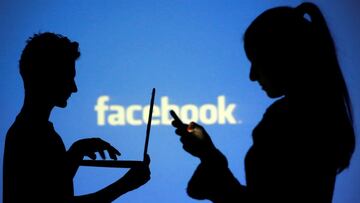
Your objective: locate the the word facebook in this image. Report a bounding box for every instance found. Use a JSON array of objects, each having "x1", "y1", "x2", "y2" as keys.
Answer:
[{"x1": 95, "y1": 95, "x2": 239, "y2": 126}]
